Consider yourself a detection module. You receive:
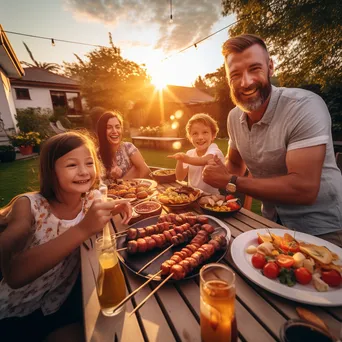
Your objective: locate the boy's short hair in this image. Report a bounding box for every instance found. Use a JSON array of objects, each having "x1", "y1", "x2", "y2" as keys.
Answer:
[{"x1": 185, "y1": 113, "x2": 219, "y2": 140}]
